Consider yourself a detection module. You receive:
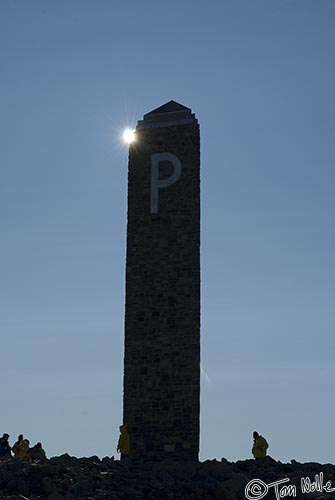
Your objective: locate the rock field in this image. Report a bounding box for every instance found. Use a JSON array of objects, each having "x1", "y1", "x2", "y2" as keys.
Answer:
[{"x1": 1, "y1": 454, "x2": 335, "y2": 500}]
